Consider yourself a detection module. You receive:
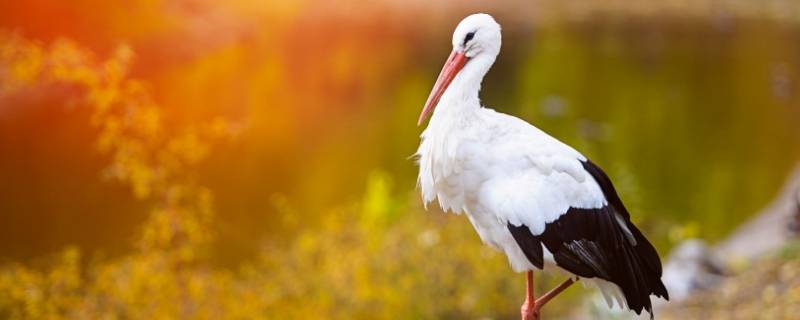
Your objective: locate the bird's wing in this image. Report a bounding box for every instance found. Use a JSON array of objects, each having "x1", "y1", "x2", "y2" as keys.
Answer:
[
  {"x1": 478, "y1": 111, "x2": 668, "y2": 316},
  {"x1": 477, "y1": 110, "x2": 607, "y2": 235},
  {"x1": 479, "y1": 151, "x2": 607, "y2": 236}
]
